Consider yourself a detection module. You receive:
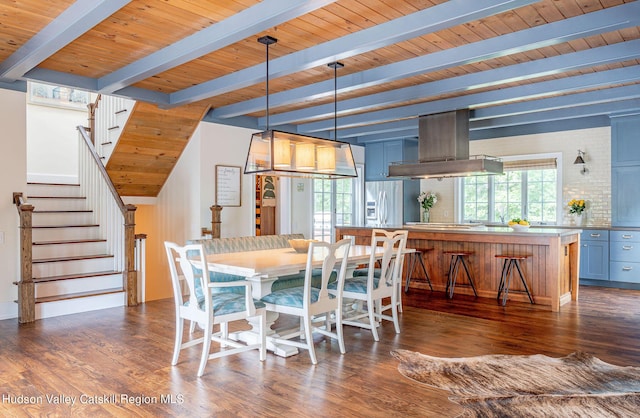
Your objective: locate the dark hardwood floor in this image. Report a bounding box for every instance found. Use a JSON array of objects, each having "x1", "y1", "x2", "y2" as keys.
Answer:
[{"x1": 1, "y1": 285, "x2": 639, "y2": 417}]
